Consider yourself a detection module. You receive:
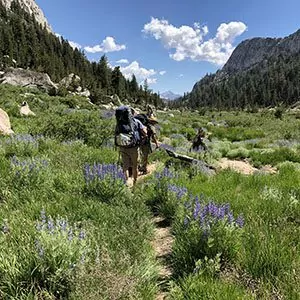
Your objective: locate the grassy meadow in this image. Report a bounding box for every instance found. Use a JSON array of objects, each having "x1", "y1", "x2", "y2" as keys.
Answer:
[{"x1": 0, "y1": 84, "x2": 299, "y2": 299}]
